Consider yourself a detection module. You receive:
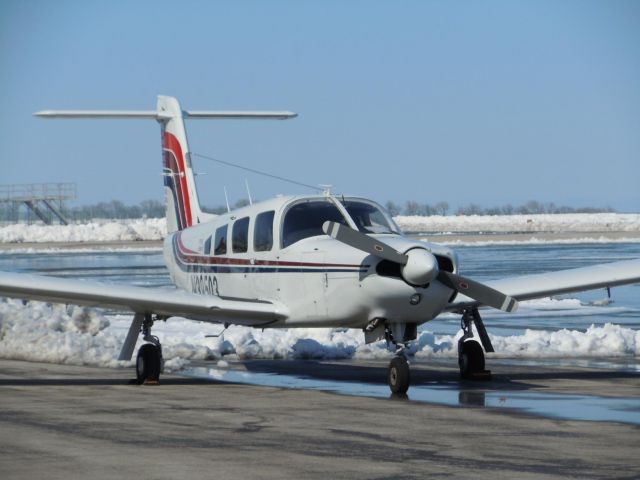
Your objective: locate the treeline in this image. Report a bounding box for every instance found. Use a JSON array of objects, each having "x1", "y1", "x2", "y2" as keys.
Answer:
[
  {"x1": 0, "y1": 198, "x2": 617, "y2": 223},
  {"x1": 0, "y1": 198, "x2": 254, "y2": 223},
  {"x1": 385, "y1": 200, "x2": 616, "y2": 216},
  {"x1": 62, "y1": 199, "x2": 253, "y2": 220}
]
